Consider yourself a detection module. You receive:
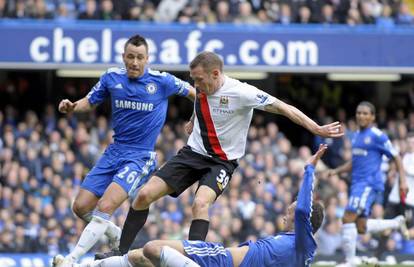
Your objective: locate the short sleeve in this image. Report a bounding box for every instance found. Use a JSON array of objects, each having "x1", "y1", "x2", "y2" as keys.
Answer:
[
  {"x1": 377, "y1": 134, "x2": 398, "y2": 159},
  {"x1": 87, "y1": 72, "x2": 110, "y2": 105},
  {"x1": 240, "y1": 83, "x2": 276, "y2": 110},
  {"x1": 163, "y1": 72, "x2": 191, "y2": 98}
]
